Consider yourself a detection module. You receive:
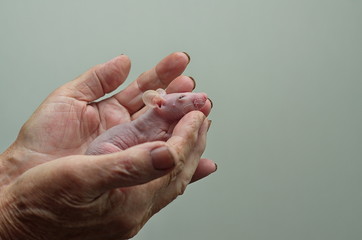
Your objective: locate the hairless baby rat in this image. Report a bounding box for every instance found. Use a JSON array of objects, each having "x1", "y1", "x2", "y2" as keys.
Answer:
[{"x1": 85, "y1": 89, "x2": 208, "y2": 155}]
